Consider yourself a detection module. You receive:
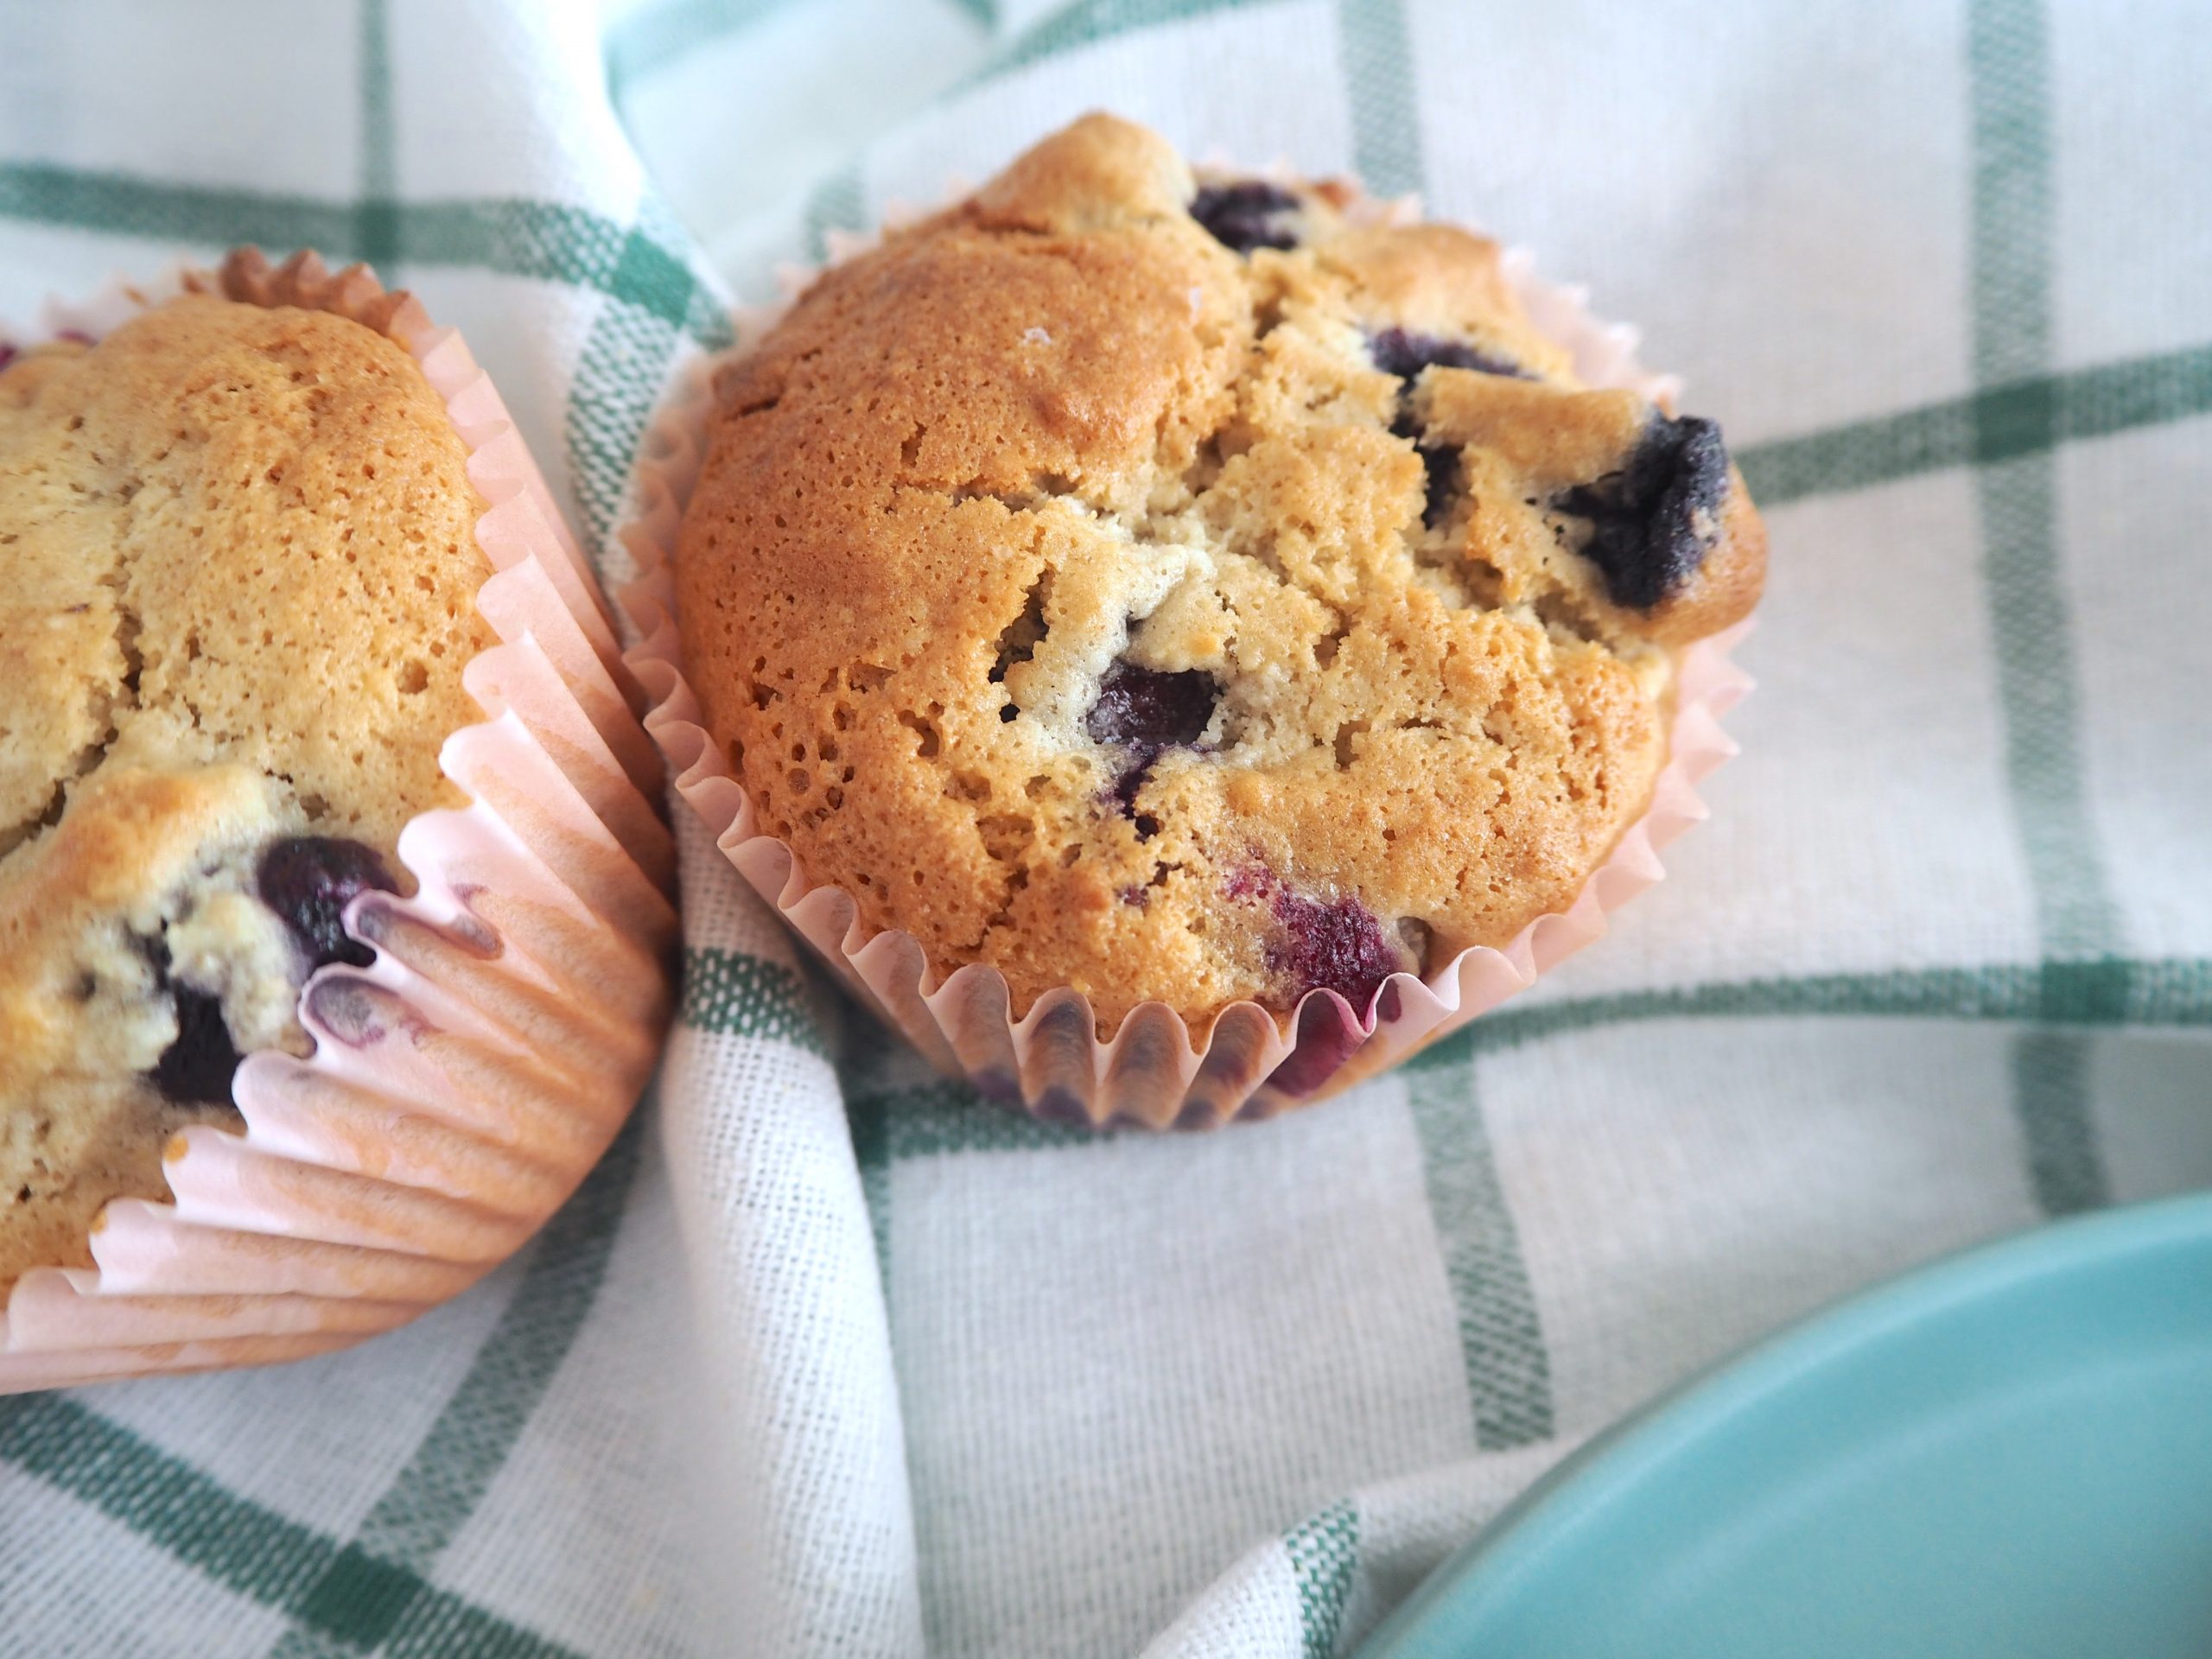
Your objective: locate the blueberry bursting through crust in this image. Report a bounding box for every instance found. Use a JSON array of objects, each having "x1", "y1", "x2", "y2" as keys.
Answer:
[
  {"x1": 1366, "y1": 327, "x2": 1531, "y2": 528},
  {"x1": 255, "y1": 836, "x2": 396, "y2": 976},
  {"x1": 1190, "y1": 181, "x2": 1304, "y2": 253},
  {"x1": 1085, "y1": 662, "x2": 1219, "y2": 832},
  {"x1": 150, "y1": 973, "x2": 244, "y2": 1105},
  {"x1": 147, "y1": 836, "x2": 397, "y2": 1107},
  {"x1": 1224, "y1": 865, "x2": 1408, "y2": 1014},
  {"x1": 1556, "y1": 414, "x2": 1732, "y2": 610},
  {"x1": 1361, "y1": 318, "x2": 1734, "y2": 610},
  {"x1": 672, "y1": 116, "x2": 1765, "y2": 1051}
]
